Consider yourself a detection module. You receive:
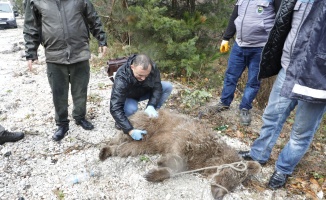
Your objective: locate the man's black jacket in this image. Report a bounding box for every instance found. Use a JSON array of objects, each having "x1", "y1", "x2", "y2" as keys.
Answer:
[{"x1": 110, "y1": 55, "x2": 163, "y2": 134}]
